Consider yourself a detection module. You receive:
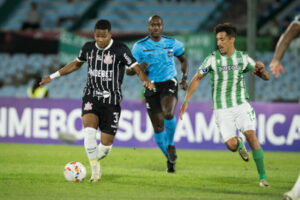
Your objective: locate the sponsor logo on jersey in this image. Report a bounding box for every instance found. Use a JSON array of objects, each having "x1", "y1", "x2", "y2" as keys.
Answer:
[
  {"x1": 104, "y1": 53, "x2": 113, "y2": 64},
  {"x1": 218, "y1": 65, "x2": 241, "y2": 72},
  {"x1": 168, "y1": 89, "x2": 175, "y2": 93},
  {"x1": 123, "y1": 53, "x2": 132, "y2": 65},
  {"x1": 96, "y1": 55, "x2": 102, "y2": 60},
  {"x1": 95, "y1": 90, "x2": 111, "y2": 98},
  {"x1": 84, "y1": 102, "x2": 93, "y2": 111},
  {"x1": 88, "y1": 69, "x2": 113, "y2": 80},
  {"x1": 88, "y1": 55, "x2": 94, "y2": 60}
]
